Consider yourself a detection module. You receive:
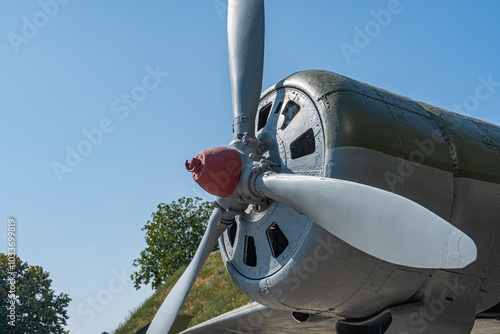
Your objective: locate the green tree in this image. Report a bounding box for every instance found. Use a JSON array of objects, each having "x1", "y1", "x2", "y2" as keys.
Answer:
[
  {"x1": 132, "y1": 197, "x2": 215, "y2": 290},
  {"x1": 0, "y1": 254, "x2": 71, "y2": 333}
]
